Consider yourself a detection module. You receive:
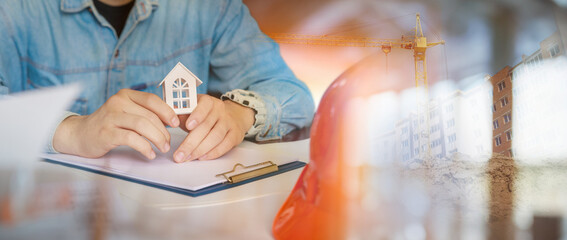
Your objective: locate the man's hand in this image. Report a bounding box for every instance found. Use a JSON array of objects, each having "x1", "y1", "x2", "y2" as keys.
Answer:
[
  {"x1": 53, "y1": 89, "x2": 180, "y2": 159},
  {"x1": 174, "y1": 94, "x2": 255, "y2": 162}
]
